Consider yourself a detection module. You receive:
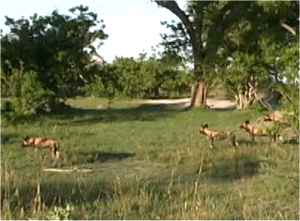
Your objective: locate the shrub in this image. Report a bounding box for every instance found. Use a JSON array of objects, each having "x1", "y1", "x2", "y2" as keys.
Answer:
[
  {"x1": 6, "y1": 70, "x2": 55, "y2": 116},
  {"x1": 83, "y1": 57, "x2": 192, "y2": 100}
]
